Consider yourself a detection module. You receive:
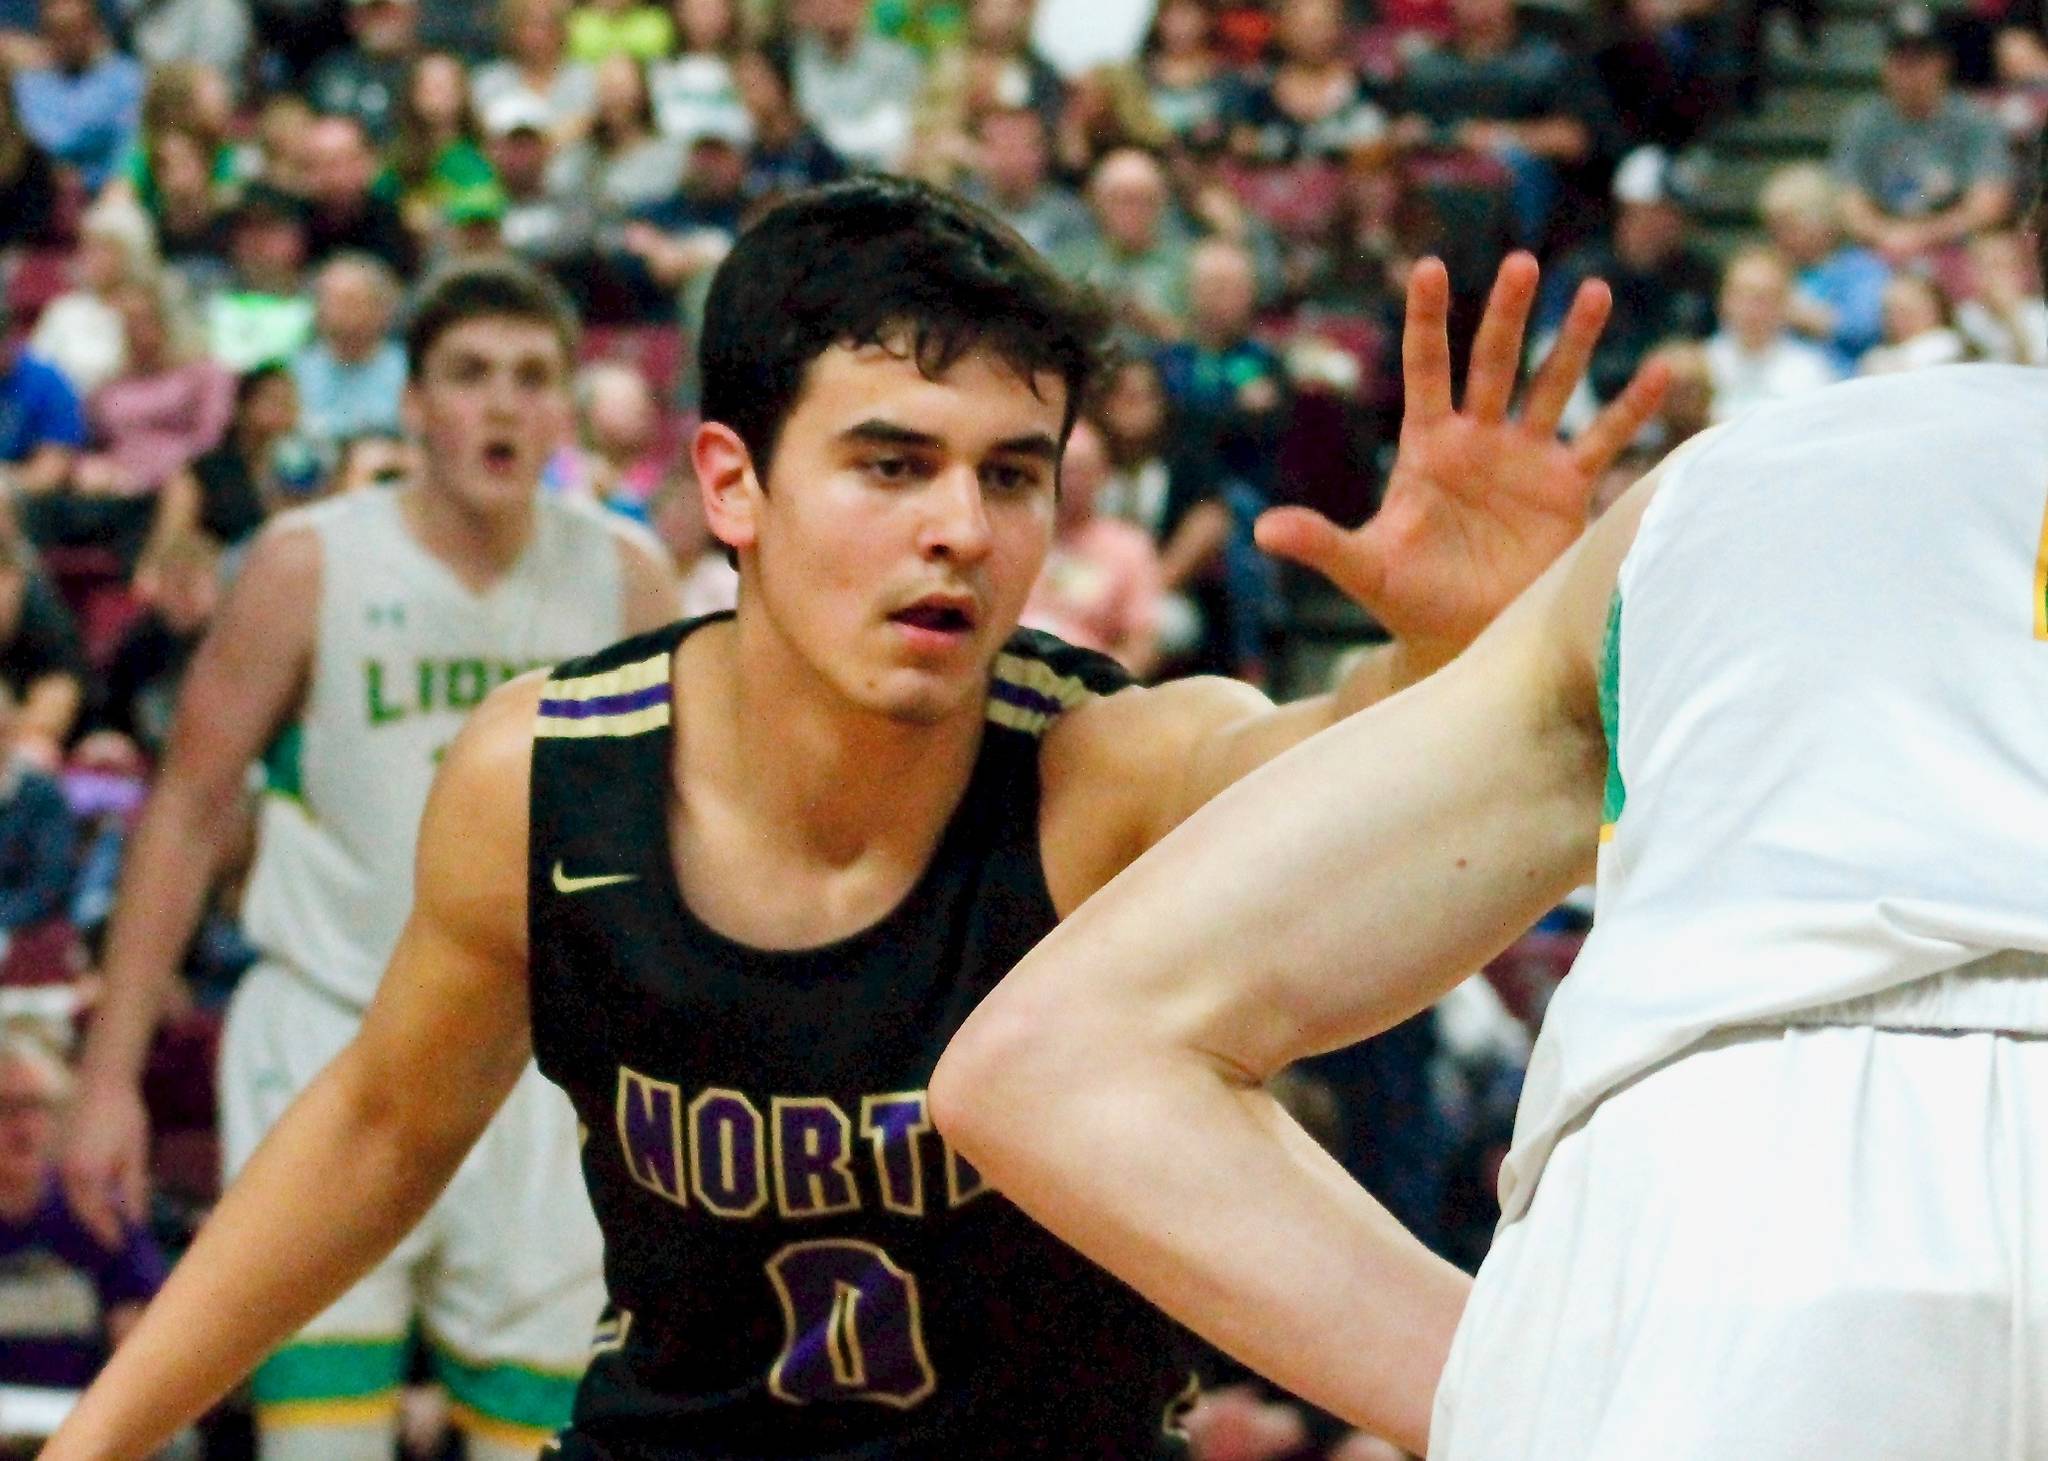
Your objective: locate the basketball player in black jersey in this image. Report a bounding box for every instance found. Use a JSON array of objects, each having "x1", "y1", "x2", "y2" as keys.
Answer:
[{"x1": 46, "y1": 176, "x2": 1663, "y2": 1460}]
